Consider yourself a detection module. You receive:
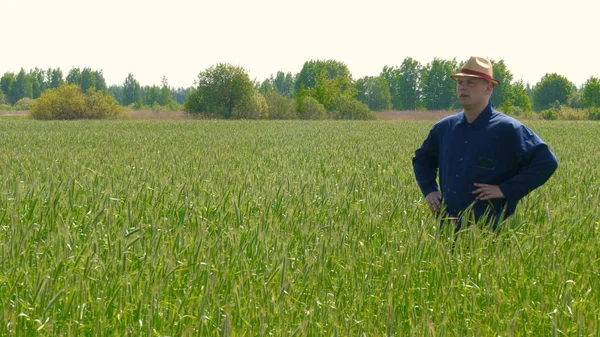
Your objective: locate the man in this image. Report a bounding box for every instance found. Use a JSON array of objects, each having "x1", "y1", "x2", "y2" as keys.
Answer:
[{"x1": 412, "y1": 56, "x2": 558, "y2": 229}]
